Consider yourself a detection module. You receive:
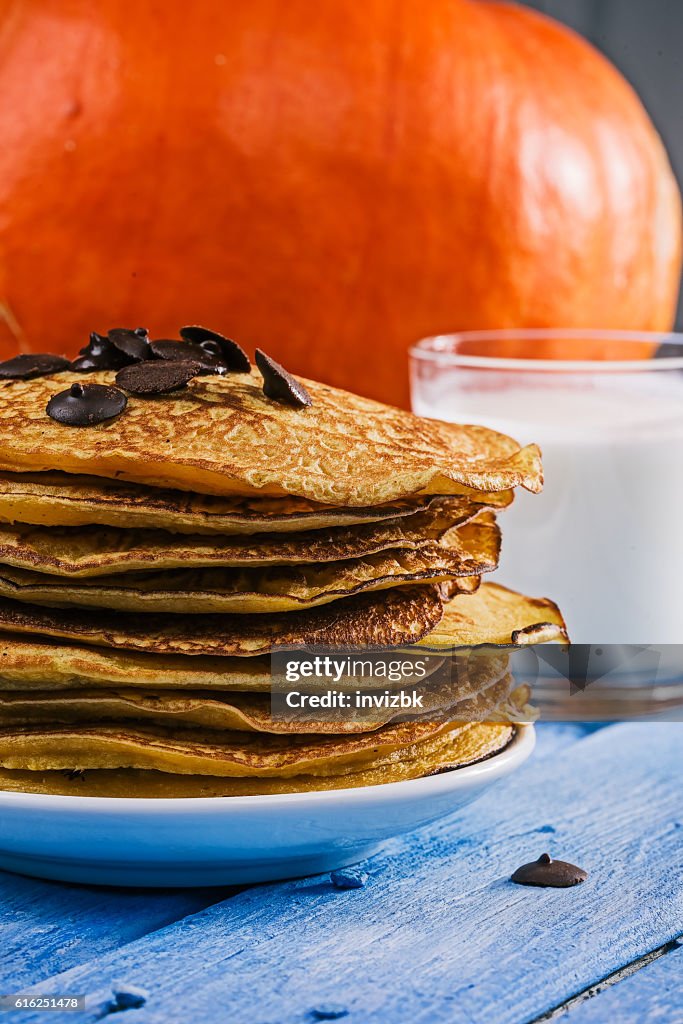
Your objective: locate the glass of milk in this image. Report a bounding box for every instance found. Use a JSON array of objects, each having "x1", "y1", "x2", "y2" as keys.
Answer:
[{"x1": 410, "y1": 329, "x2": 683, "y2": 648}]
